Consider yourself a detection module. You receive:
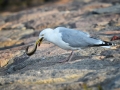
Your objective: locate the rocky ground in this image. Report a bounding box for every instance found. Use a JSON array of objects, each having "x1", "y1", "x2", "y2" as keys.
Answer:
[{"x1": 0, "y1": 0, "x2": 120, "y2": 90}]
